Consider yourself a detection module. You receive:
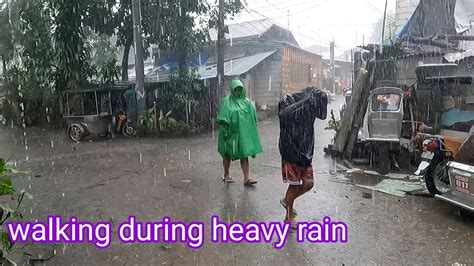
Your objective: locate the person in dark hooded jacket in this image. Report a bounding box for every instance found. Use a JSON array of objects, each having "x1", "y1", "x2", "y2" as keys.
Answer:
[{"x1": 278, "y1": 87, "x2": 327, "y2": 226}]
